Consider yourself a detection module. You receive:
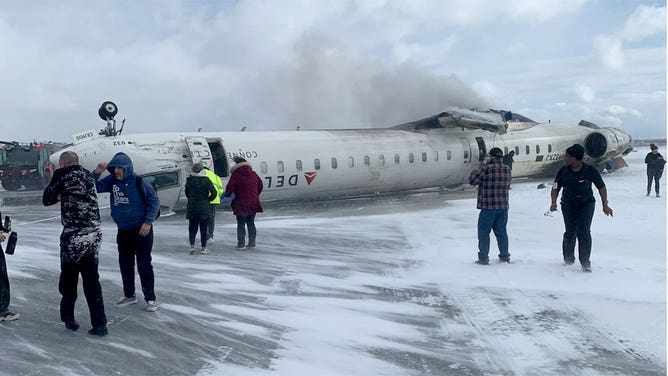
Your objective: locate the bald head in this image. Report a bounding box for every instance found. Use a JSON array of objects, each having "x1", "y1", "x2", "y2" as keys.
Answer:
[{"x1": 59, "y1": 151, "x2": 79, "y2": 168}]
